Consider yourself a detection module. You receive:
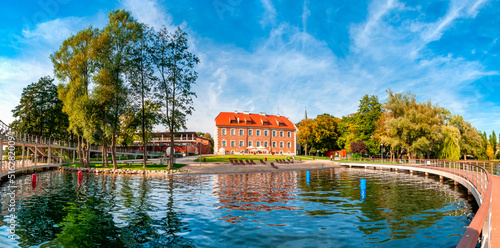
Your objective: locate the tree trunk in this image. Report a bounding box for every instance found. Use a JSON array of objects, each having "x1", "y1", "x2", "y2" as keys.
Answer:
[
  {"x1": 103, "y1": 136, "x2": 109, "y2": 167},
  {"x1": 142, "y1": 79, "x2": 147, "y2": 168},
  {"x1": 78, "y1": 135, "x2": 83, "y2": 165},
  {"x1": 169, "y1": 66, "x2": 177, "y2": 170},
  {"x1": 111, "y1": 134, "x2": 117, "y2": 170},
  {"x1": 463, "y1": 154, "x2": 467, "y2": 160},
  {"x1": 305, "y1": 143, "x2": 308, "y2": 156},
  {"x1": 86, "y1": 140, "x2": 90, "y2": 168},
  {"x1": 142, "y1": 123, "x2": 147, "y2": 168}
]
